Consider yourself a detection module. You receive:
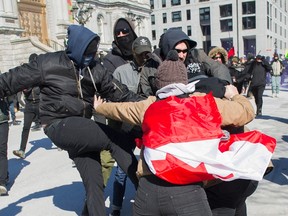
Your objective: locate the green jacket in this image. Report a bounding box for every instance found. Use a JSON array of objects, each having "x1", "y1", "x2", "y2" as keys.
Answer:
[{"x1": 0, "y1": 98, "x2": 9, "y2": 123}]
